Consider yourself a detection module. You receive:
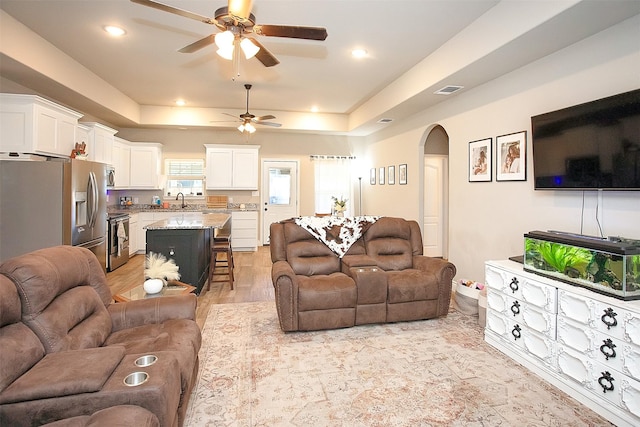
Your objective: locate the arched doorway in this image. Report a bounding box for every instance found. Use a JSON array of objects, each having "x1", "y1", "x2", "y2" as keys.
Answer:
[{"x1": 421, "y1": 125, "x2": 449, "y2": 258}]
